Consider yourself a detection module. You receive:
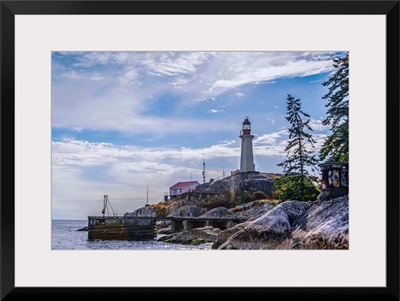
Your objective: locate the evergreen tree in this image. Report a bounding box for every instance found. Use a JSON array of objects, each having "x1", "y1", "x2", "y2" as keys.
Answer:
[
  {"x1": 320, "y1": 54, "x2": 349, "y2": 162},
  {"x1": 276, "y1": 94, "x2": 319, "y2": 201}
]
